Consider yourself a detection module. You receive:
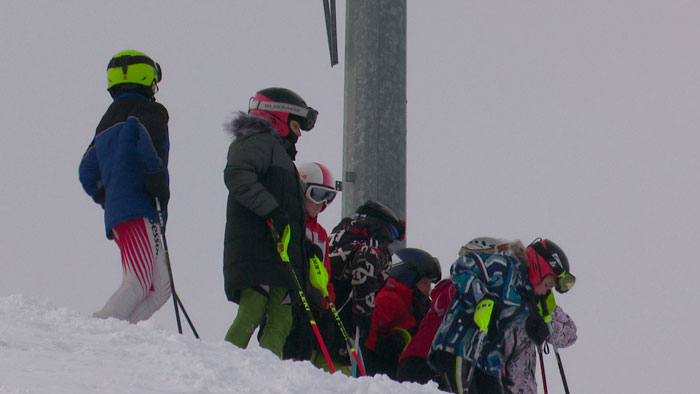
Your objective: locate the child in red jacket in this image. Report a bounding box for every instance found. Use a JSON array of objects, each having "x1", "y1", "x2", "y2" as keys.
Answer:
[{"x1": 363, "y1": 248, "x2": 441, "y2": 379}]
